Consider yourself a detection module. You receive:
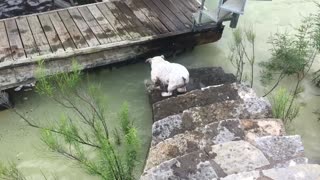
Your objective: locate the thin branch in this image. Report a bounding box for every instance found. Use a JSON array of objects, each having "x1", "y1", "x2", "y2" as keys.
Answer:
[
  {"x1": 10, "y1": 108, "x2": 101, "y2": 149},
  {"x1": 263, "y1": 72, "x2": 285, "y2": 97},
  {"x1": 74, "y1": 91, "x2": 109, "y2": 138}
]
